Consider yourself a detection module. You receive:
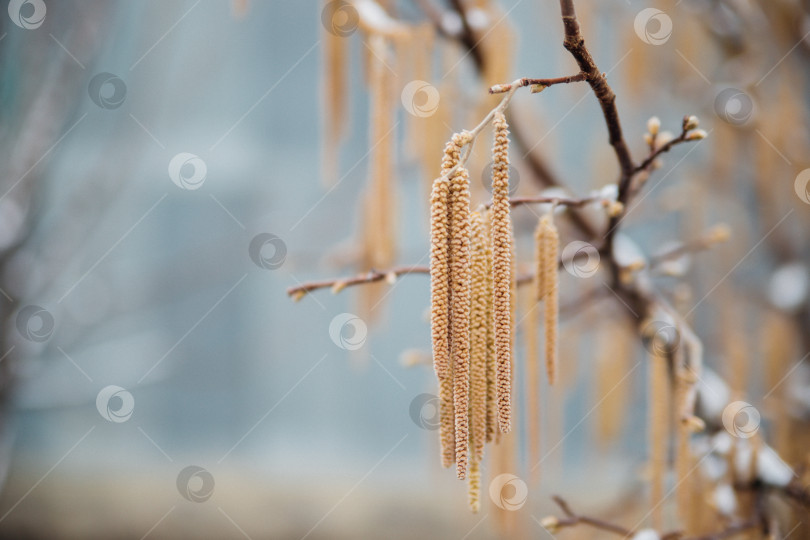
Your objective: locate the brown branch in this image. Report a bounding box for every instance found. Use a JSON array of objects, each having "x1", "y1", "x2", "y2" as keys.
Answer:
[
  {"x1": 634, "y1": 117, "x2": 704, "y2": 176},
  {"x1": 488, "y1": 72, "x2": 587, "y2": 94},
  {"x1": 558, "y1": 0, "x2": 634, "y2": 181},
  {"x1": 492, "y1": 194, "x2": 601, "y2": 209},
  {"x1": 554, "y1": 0, "x2": 641, "y2": 277},
  {"x1": 685, "y1": 520, "x2": 761, "y2": 540},
  {"x1": 545, "y1": 495, "x2": 765, "y2": 540},
  {"x1": 286, "y1": 266, "x2": 428, "y2": 298},
  {"x1": 543, "y1": 495, "x2": 634, "y2": 537},
  {"x1": 635, "y1": 134, "x2": 685, "y2": 175},
  {"x1": 447, "y1": 0, "x2": 484, "y2": 71},
  {"x1": 287, "y1": 249, "x2": 587, "y2": 300}
]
